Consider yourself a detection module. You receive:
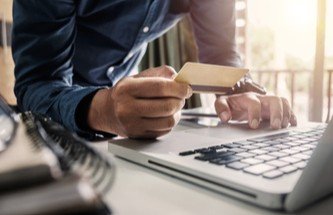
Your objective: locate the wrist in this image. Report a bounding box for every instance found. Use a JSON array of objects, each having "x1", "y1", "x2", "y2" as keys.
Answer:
[
  {"x1": 87, "y1": 88, "x2": 119, "y2": 135},
  {"x1": 75, "y1": 90, "x2": 99, "y2": 131}
]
